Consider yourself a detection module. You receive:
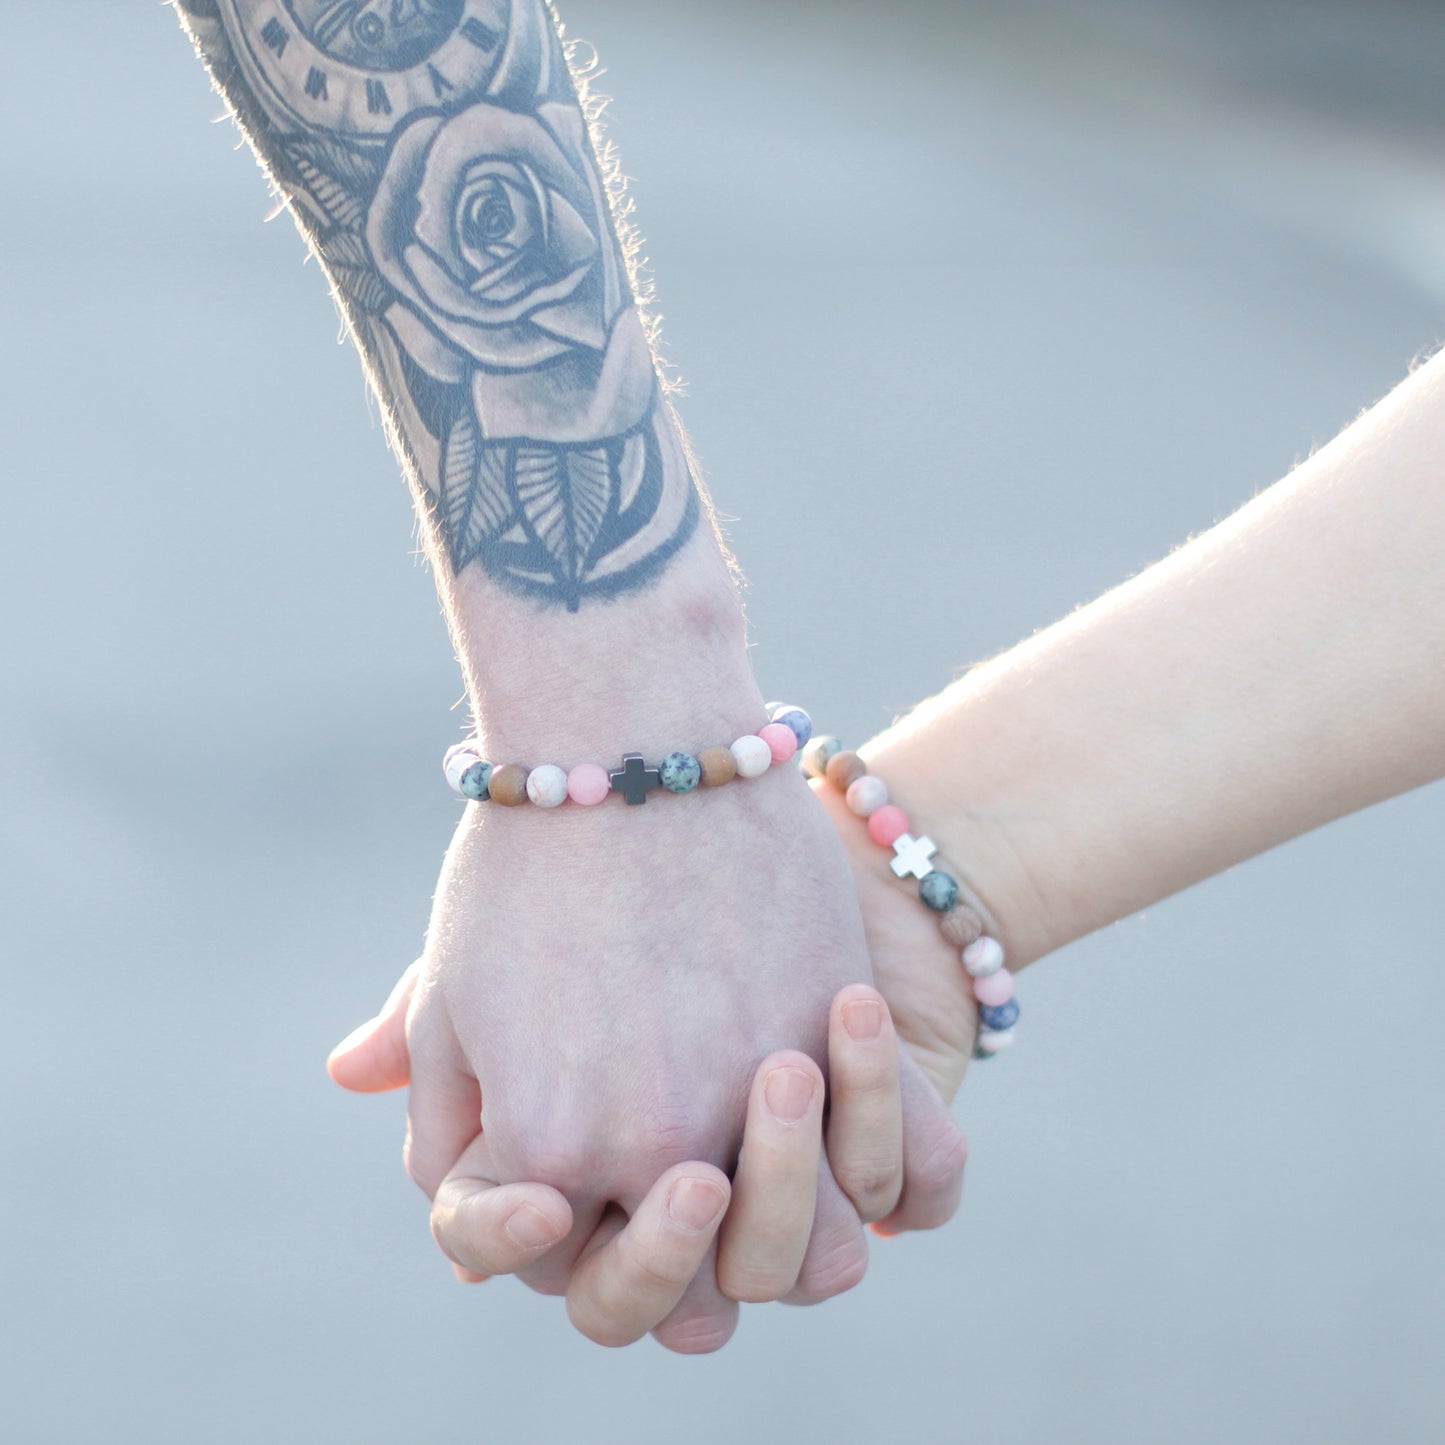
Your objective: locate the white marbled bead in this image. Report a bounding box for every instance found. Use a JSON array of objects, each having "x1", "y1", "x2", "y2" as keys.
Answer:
[
  {"x1": 731, "y1": 734, "x2": 773, "y2": 779},
  {"x1": 845, "y1": 775, "x2": 889, "y2": 818},
  {"x1": 962, "y1": 935, "x2": 1005, "y2": 978},
  {"x1": 444, "y1": 745, "x2": 483, "y2": 795},
  {"x1": 976, "y1": 1027, "x2": 1015, "y2": 1054},
  {"x1": 800, "y1": 735, "x2": 842, "y2": 779},
  {"x1": 525, "y1": 764, "x2": 569, "y2": 808},
  {"x1": 443, "y1": 739, "x2": 481, "y2": 766}
]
